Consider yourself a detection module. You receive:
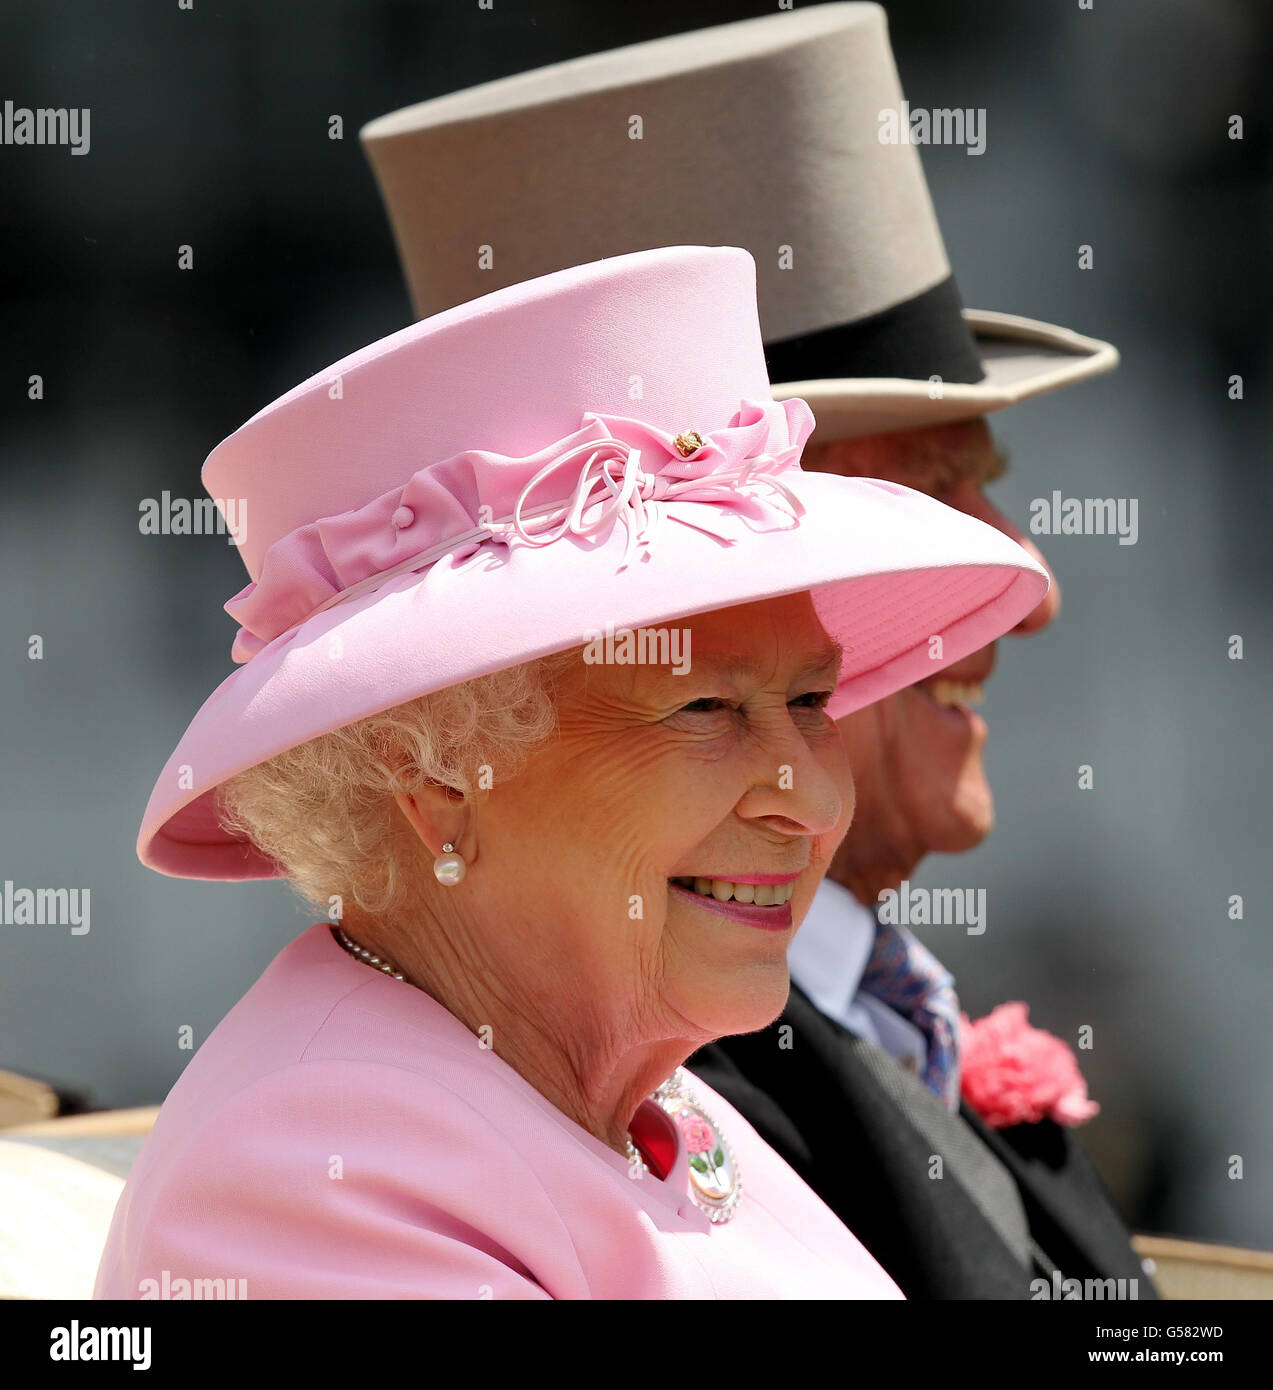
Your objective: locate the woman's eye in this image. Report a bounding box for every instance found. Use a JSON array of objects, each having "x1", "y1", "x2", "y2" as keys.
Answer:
[{"x1": 679, "y1": 697, "x2": 732, "y2": 714}]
